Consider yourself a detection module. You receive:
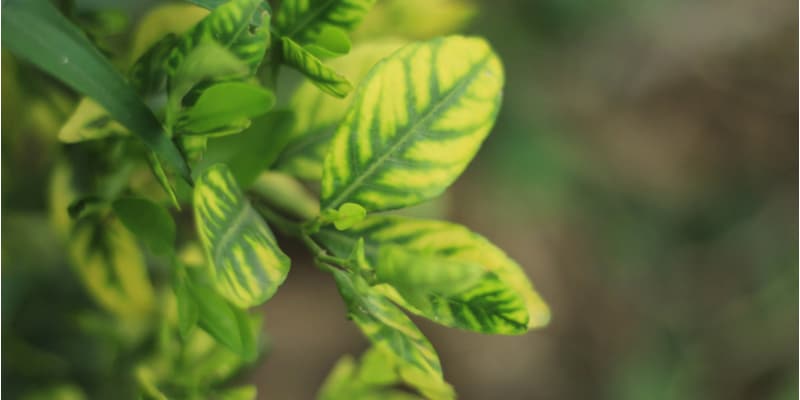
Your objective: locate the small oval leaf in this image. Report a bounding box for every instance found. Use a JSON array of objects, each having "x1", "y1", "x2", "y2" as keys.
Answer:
[{"x1": 193, "y1": 164, "x2": 291, "y2": 308}]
